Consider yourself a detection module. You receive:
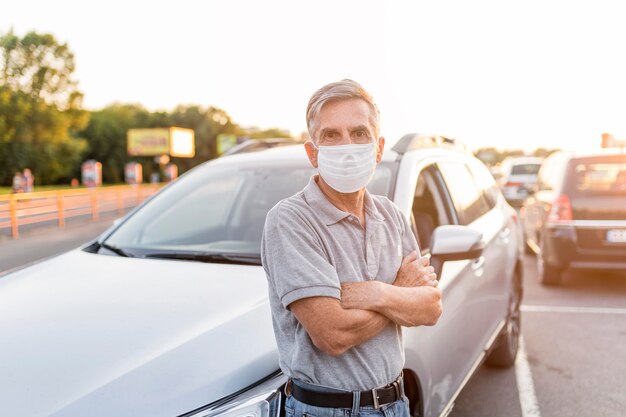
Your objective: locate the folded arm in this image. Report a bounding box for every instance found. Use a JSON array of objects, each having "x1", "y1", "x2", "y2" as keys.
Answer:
[
  {"x1": 340, "y1": 251, "x2": 442, "y2": 327},
  {"x1": 341, "y1": 281, "x2": 442, "y2": 327},
  {"x1": 289, "y1": 296, "x2": 391, "y2": 357}
]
